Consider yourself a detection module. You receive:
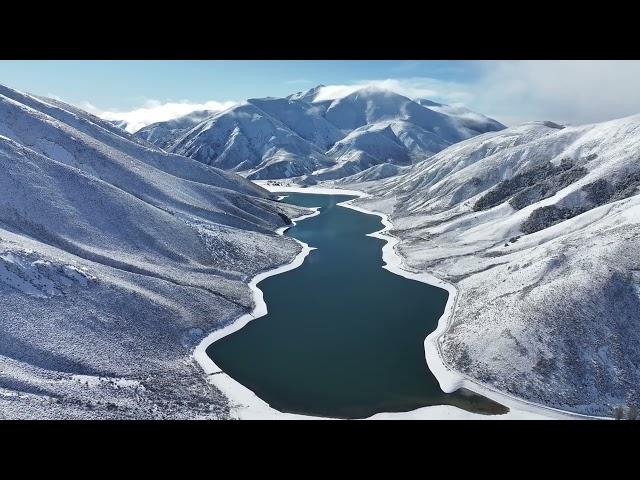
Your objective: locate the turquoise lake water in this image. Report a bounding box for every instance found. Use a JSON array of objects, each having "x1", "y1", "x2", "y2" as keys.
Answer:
[{"x1": 207, "y1": 193, "x2": 507, "y2": 418}]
